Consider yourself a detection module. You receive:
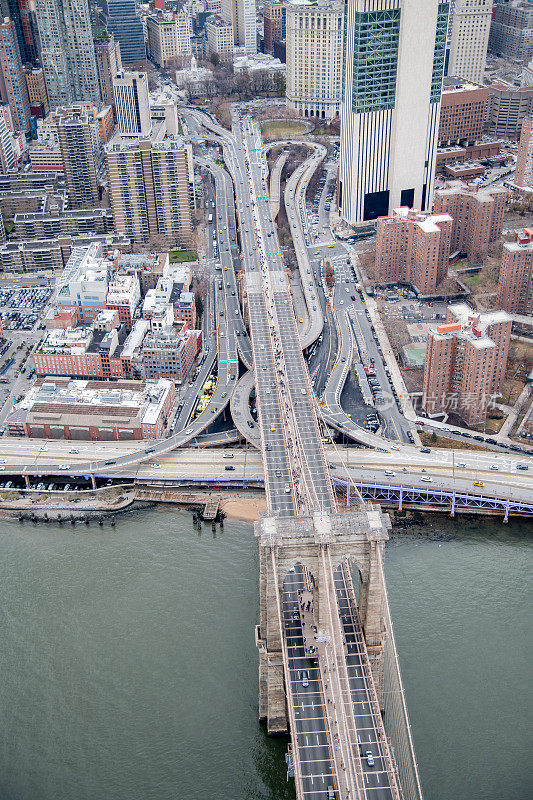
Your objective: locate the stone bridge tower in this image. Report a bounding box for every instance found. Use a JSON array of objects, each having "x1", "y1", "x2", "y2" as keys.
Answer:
[{"x1": 255, "y1": 505, "x2": 391, "y2": 734}]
